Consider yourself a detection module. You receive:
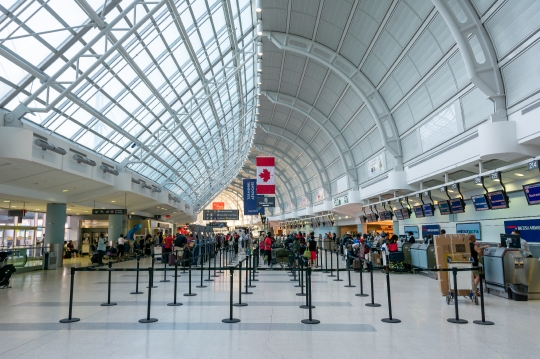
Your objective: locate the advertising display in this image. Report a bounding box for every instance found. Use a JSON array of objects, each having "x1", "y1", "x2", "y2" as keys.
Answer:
[
  {"x1": 404, "y1": 225, "x2": 419, "y2": 239},
  {"x1": 456, "y1": 222, "x2": 481, "y2": 240},
  {"x1": 504, "y1": 219, "x2": 540, "y2": 243},
  {"x1": 421, "y1": 224, "x2": 440, "y2": 237},
  {"x1": 243, "y1": 179, "x2": 260, "y2": 215},
  {"x1": 471, "y1": 194, "x2": 490, "y2": 211},
  {"x1": 487, "y1": 190, "x2": 509, "y2": 210},
  {"x1": 449, "y1": 198, "x2": 465, "y2": 213},
  {"x1": 523, "y1": 182, "x2": 540, "y2": 205}
]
